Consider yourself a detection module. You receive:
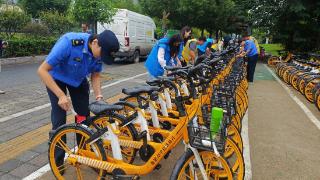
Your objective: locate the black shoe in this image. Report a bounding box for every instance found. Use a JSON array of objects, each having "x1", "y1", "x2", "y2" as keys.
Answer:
[
  {"x1": 56, "y1": 159, "x2": 65, "y2": 176},
  {"x1": 59, "y1": 164, "x2": 65, "y2": 175}
]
